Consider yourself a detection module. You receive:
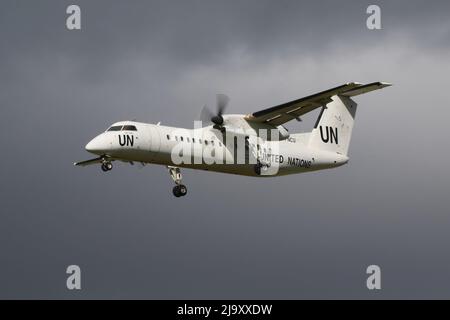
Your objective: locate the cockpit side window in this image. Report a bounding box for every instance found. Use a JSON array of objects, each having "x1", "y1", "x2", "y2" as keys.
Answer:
[
  {"x1": 122, "y1": 125, "x2": 137, "y2": 131},
  {"x1": 107, "y1": 125, "x2": 123, "y2": 131}
]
